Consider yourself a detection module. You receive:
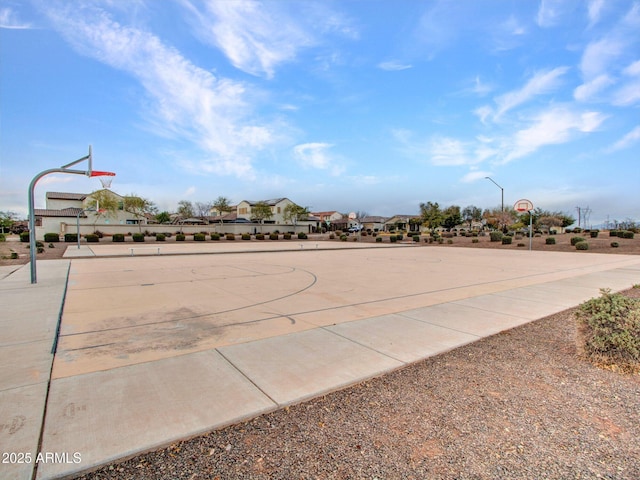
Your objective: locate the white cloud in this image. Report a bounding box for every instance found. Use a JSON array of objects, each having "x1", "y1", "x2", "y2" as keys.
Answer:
[
  {"x1": 612, "y1": 60, "x2": 640, "y2": 106},
  {"x1": 573, "y1": 74, "x2": 615, "y2": 102},
  {"x1": 428, "y1": 136, "x2": 470, "y2": 166},
  {"x1": 608, "y1": 125, "x2": 640, "y2": 152},
  {"x1": 293, "y1": 142, "x2": 344, "y2": 176},
  {"x1": 494, "y1": 67, "x2": 569, "y2": 119},
  {"x1": 587, "y1": 0, "x2": 606, "y2": 27},
  {"x1": 0, "y1": 7, "x2": 32, "y2": 29},
  {"x1": 377, "y1": 61, "x2": 413, "y2": 71},
  {"x1": 501, "y1": 107, "x2": 606, "y2": 163},
  {"x1": 579, "y1": 37, "x2": 624, "y2": 79},
  {"x1": 460, "y1": 170, "x2": 493, "y2": 184},
  {"x1": 43, "y1": 3, "x2": 277, "y2": 177}
]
